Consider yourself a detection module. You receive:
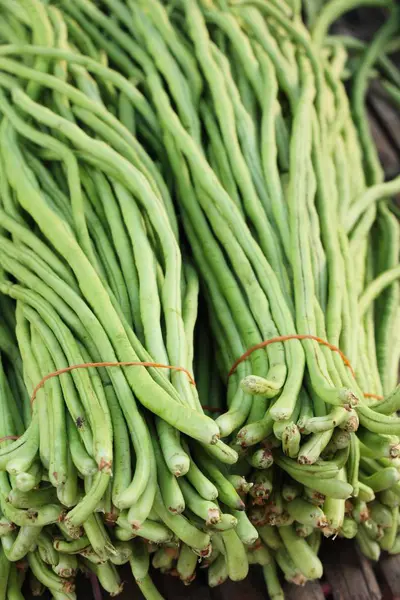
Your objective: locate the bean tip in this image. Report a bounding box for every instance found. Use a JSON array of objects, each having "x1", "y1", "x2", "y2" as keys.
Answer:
[{"x1": 210, "y1": 433, "x2": 220, "y2": 445}]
